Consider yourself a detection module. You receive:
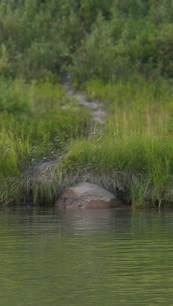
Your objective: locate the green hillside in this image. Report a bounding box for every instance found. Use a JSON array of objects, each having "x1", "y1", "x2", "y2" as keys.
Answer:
[{"x1": 1, "y1": 0, "x2": 173, "y2": 207}]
